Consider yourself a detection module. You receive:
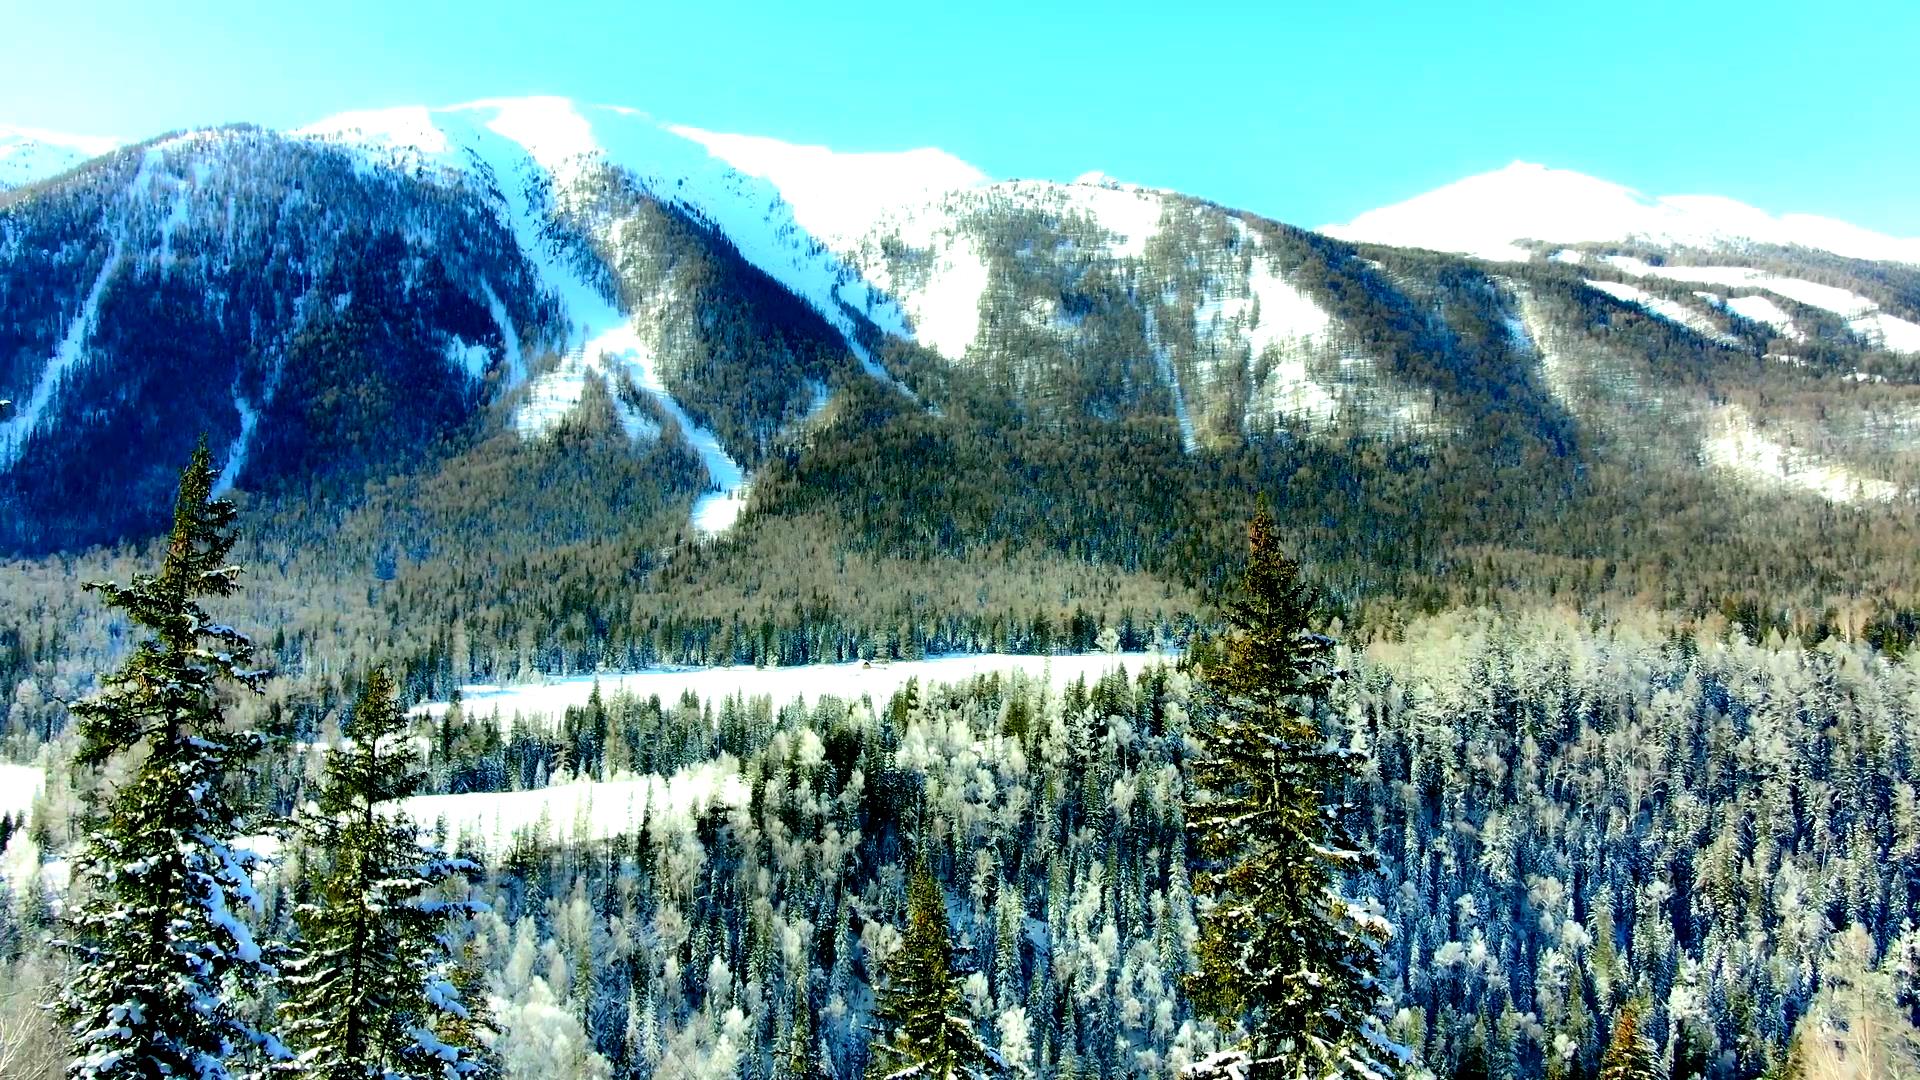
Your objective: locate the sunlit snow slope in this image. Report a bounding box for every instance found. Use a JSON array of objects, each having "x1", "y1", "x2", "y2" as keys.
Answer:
[{"x1": 1325, "y1": 161, "x2": 1920, "y2": 266}]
